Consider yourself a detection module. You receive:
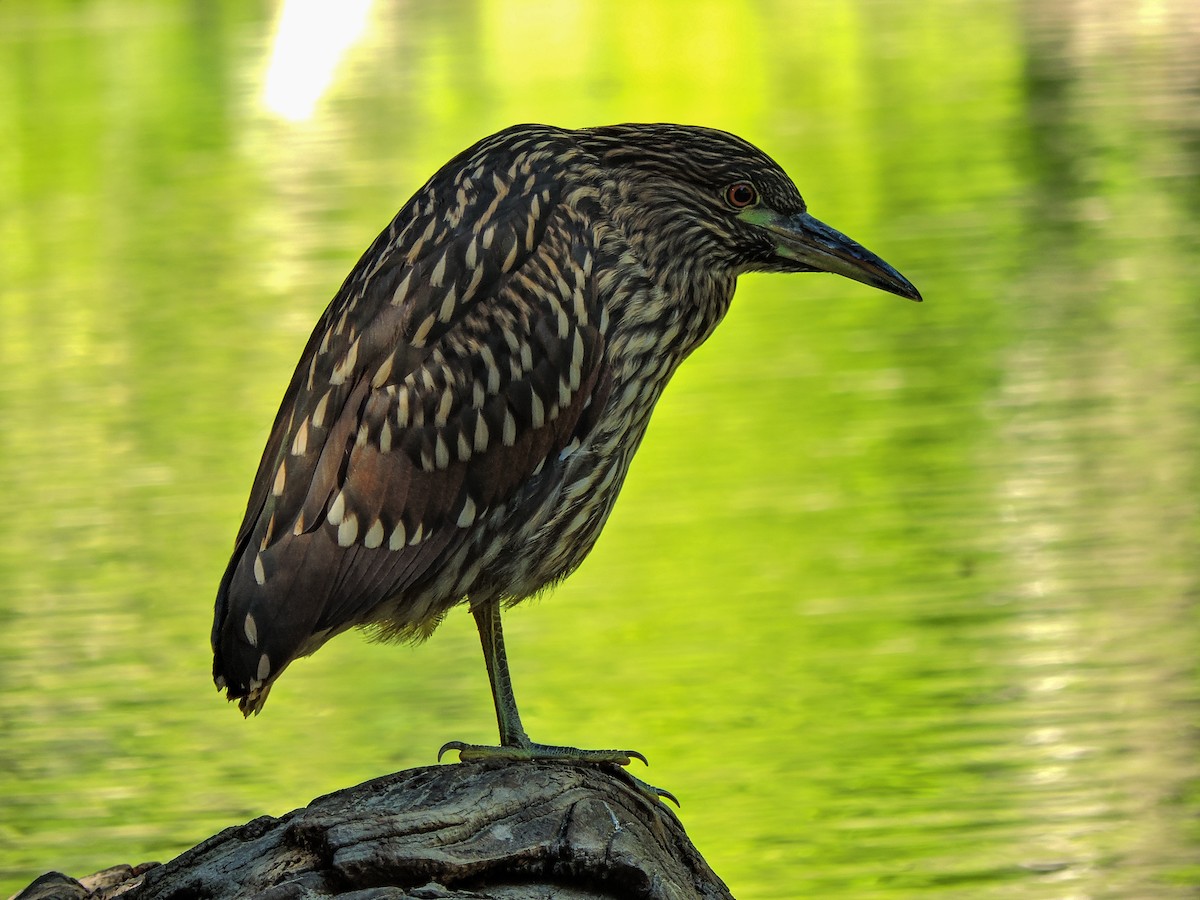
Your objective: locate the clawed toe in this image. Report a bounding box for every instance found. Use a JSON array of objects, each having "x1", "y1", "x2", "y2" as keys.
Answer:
[
  {"x1": 437, "y1": 739, "x2": 676, "y2": 804},
  {"x1": 439, "y1": 744, "x2": 676, "y2": 806},
  {"x1": 438, "y1": 740, "x2": 646, "y2": 767}
]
